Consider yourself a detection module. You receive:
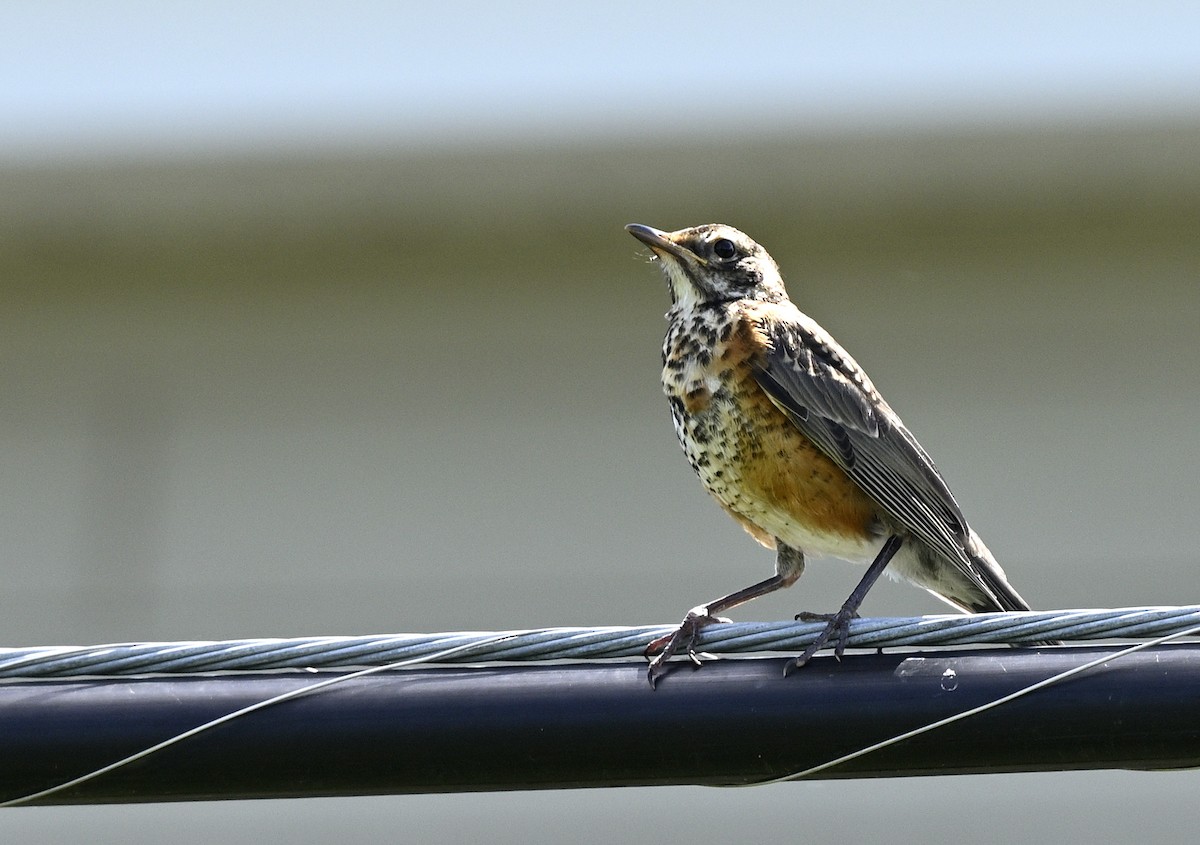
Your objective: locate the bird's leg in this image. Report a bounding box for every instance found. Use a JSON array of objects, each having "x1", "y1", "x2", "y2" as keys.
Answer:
[
  {"x1": 787, "y1": 534, "x2": 904, "y2": 674},
  {"x1": 646, "y1": 545, "x2": 804, "y2": 688},
  {"x1": 643, "y1": 578, "x2": 783, "y2": 678}
]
